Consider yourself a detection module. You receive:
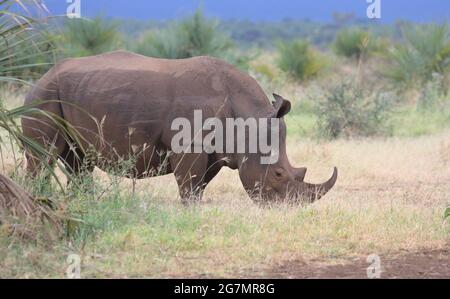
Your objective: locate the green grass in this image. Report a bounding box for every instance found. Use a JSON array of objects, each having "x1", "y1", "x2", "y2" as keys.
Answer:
[
  {"x1": 388, "y1": 106, "x2": 450, "y2": 137},
  {"x1": 285, "y1": 113, "x2": 317, "y2": 137},
  {"x1": 284, "y1": 98, "x2": 318, "y2": 138},
  {"x1": 283, "y1": 102, "x2": 450, "y2": 139},
  {"x1": 1, "y1": 126, "x2": 449, "y2": 278}
]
